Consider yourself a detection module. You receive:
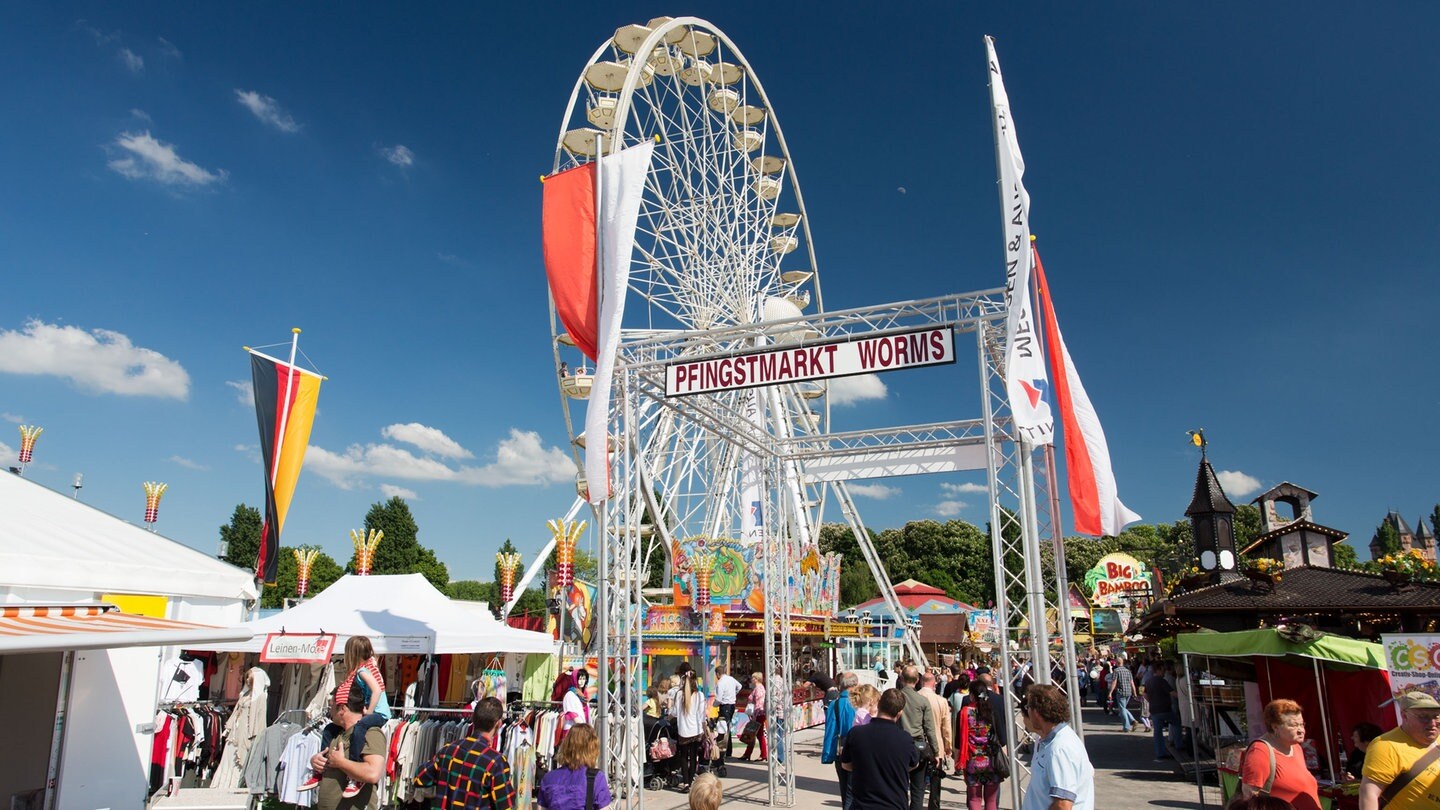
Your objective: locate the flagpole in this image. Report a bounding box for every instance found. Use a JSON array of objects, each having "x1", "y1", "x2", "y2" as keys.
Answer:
[
  {"x1": 592, "y1": 130, "x2": 612, "y2": 771},
  {"x1": 270, "y1": 328, "x2": 302, "y2": 487}
]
